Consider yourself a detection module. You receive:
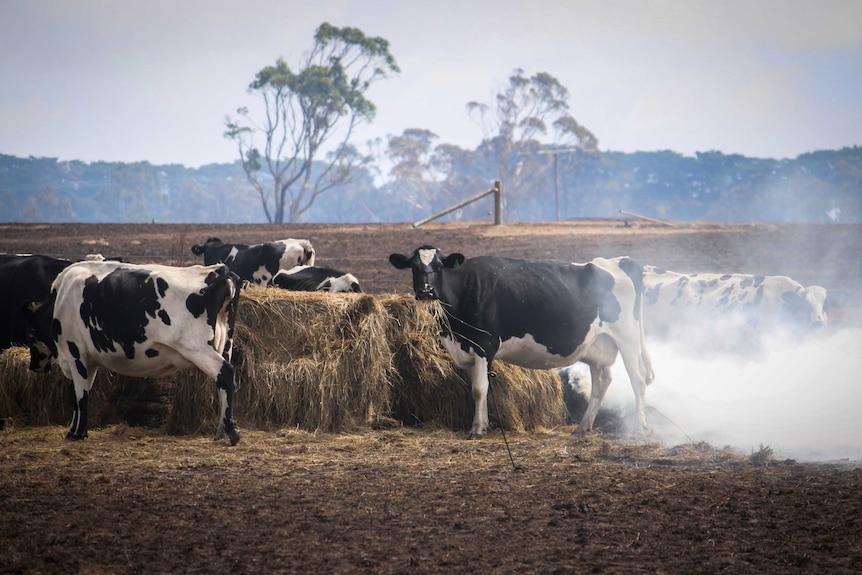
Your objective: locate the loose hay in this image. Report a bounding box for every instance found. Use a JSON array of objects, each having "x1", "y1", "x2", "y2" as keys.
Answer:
[{"x1": 2, "y1": 287, "x2": 567, "y2": 436}]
